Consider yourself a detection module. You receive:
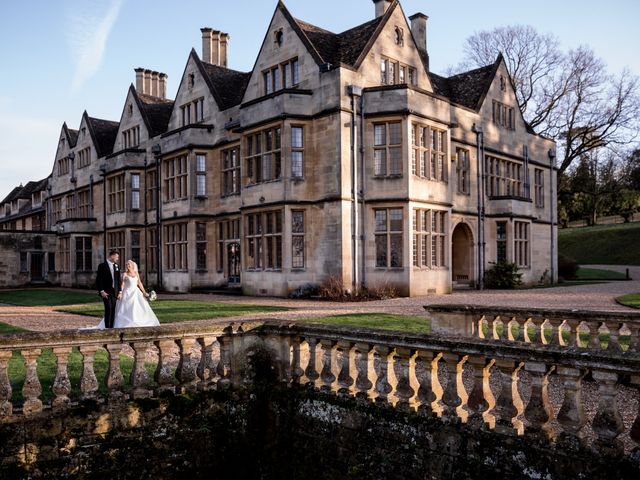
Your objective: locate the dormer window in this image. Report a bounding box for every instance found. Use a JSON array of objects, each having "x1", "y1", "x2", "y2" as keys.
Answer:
[
  {"x1": 274, "y1": 29, "x2": 283, "y2": 47},
  {"x1": 263, "y1": 58, "x2": 299, "y2": 95},
  {"x1": 180, "y1": 98, "x2": 204, "y2": 126},
  {"x1": 492, "y1": 100, "x2": 515, "y2": 130},
  {"x1": 188, "y1": 73, "x2": 195, "y2": 89},
  {"x1": 395, "y1": 26, "x2": 404, "y2": 46}
]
